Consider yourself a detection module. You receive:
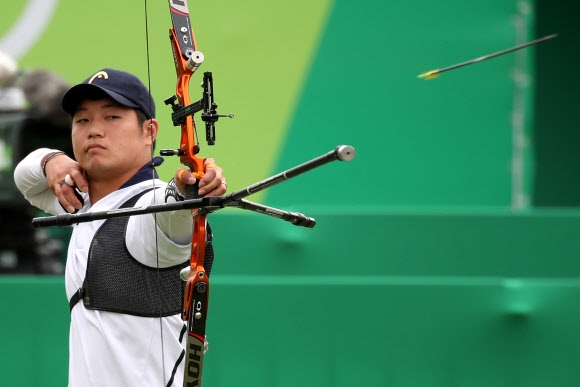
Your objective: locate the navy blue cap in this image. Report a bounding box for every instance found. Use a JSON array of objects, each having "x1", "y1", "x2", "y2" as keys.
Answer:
[{"x1": 61, "y1": 68, "x2": 155, "y2": 118}]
